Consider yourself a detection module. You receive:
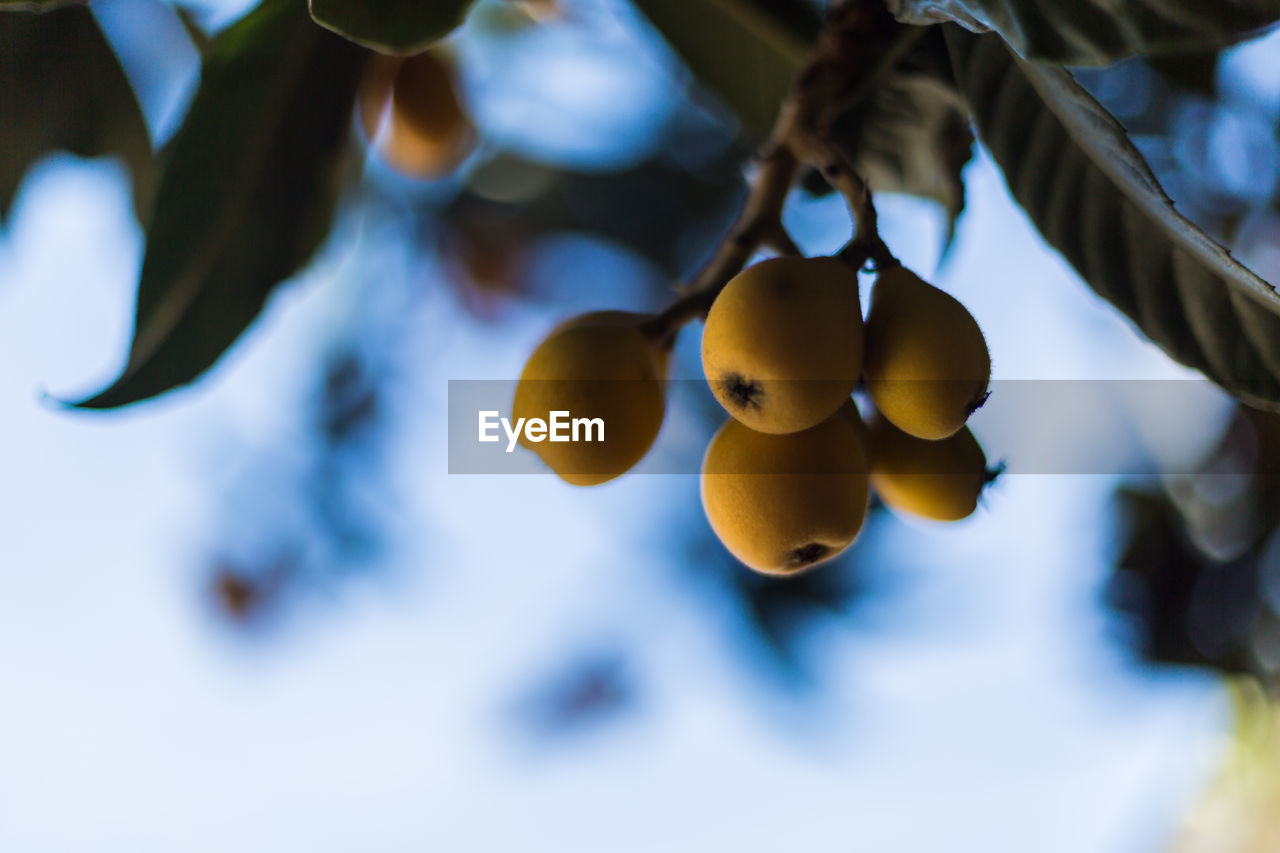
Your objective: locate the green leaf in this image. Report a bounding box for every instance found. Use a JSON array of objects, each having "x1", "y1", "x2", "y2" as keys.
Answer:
[
  {"x1": 946, "y1": 26, "x2": 1280, "y2": 408},
  {"x1": 632, "y1": 0, "x2": 820, "y2": 135},
  {"x1": 894, "y1": 0, "x2": 1280, "y2": 65},
  {"x1": 0, "y1": 1, "x2": 85, "y2": 9},
  {"x1": 308, "y1": 0, "x2": 474, "y2": 54},
  {"x1": 831, "y1": 28, "x2": 973, "y2": 236},
  {"x1": 73, "y1": 0, "x2": 367, "y2": 409},
  {"x1": 0, "y1": 6, "x2": 149, "y2": 221}
]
